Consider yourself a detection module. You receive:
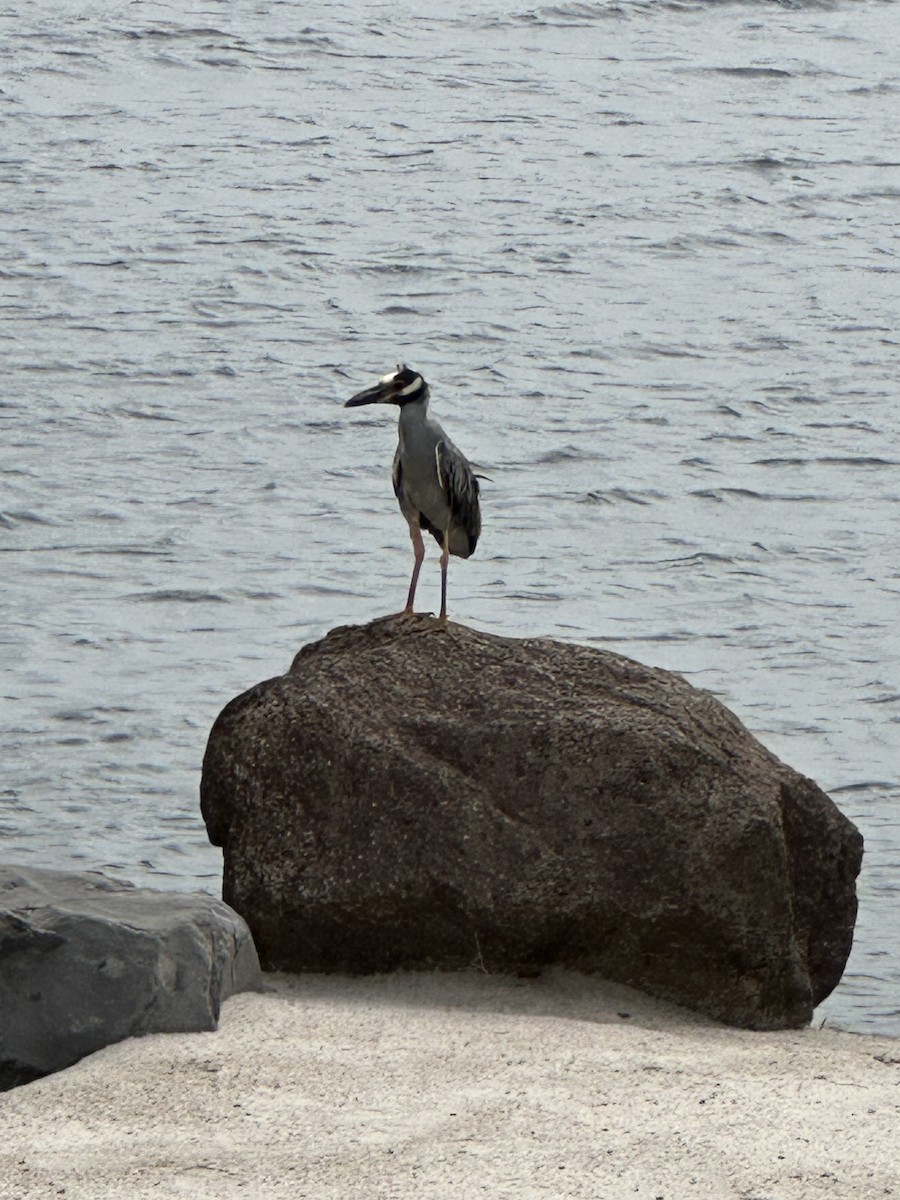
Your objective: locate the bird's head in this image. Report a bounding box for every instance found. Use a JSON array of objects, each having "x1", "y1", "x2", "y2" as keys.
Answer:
[{"x1": 344, "y1": 364, "x2": 429, "y2": 408}]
